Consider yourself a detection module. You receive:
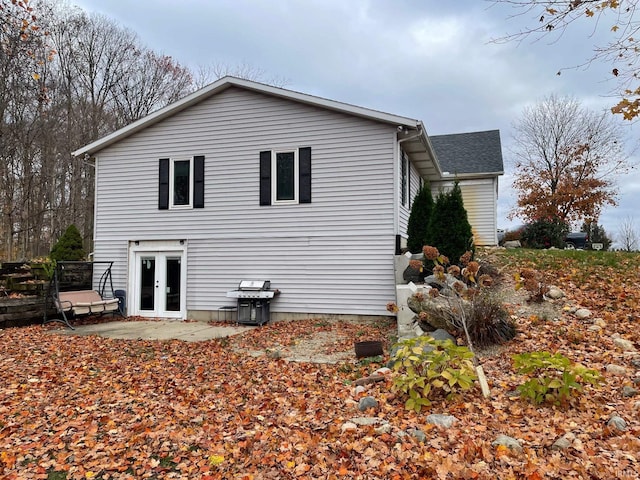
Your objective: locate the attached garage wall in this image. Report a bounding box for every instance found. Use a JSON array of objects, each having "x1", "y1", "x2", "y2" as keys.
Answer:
[{"x1": 431, "y1": 178, "x2": 498, "y2": 246}]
